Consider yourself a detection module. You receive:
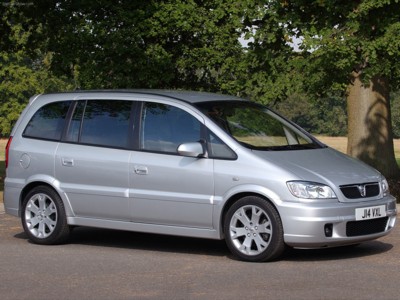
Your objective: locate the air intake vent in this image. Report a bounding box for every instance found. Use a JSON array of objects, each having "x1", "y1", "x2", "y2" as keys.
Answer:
[{"x1": 346, "y1": 217, "x2": 388, "y2": 237}]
